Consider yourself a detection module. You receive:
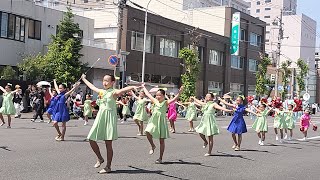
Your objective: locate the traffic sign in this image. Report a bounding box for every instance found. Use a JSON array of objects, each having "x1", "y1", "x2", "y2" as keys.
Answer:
[{"x1": 108, "y1": 55, "x2": 119, "y2": 66}]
